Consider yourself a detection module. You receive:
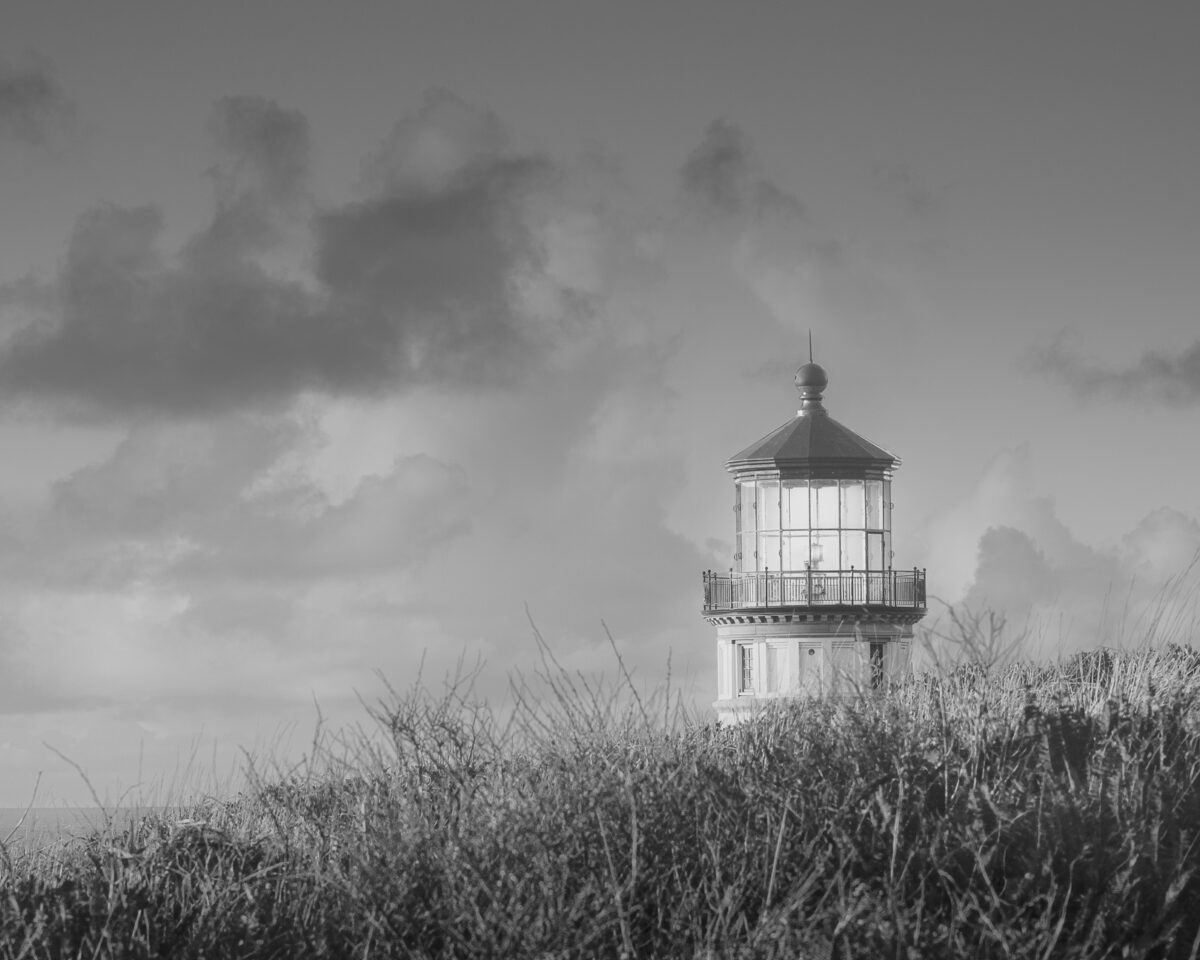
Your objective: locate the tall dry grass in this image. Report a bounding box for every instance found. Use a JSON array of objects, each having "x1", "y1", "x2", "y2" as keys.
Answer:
[{"x1": 3, "y1": 637, "x2": 1200, "y2": 957}]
